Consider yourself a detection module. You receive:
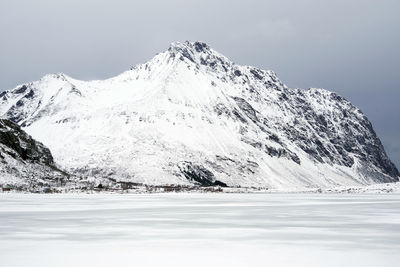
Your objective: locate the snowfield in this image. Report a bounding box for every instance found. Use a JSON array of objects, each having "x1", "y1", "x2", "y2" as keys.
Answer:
[{"x1": 1, "y1": 193, "x2": 399, "y2": 267}]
